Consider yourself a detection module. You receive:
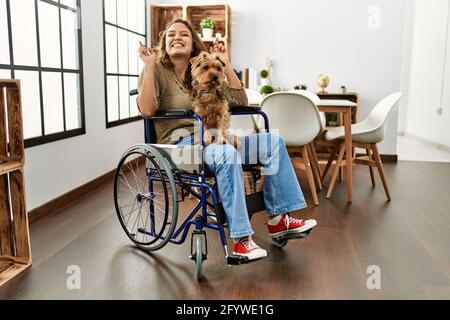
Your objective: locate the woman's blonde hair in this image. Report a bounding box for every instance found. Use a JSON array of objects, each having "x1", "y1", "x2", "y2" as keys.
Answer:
[{"x1": 156, "y1": 18, "x2": 206, "y2": 89}]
